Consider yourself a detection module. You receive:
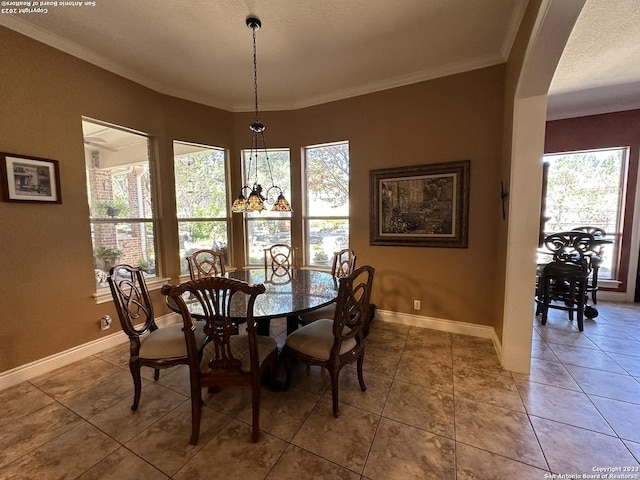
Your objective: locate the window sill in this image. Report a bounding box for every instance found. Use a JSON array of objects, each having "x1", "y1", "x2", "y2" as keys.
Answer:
[
  {"x1": 92, "y1": 276, "x2": 171, "y2": 304},
  {"x1": 599, "y1": 279, "x2": 622, "y2": 289}
]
